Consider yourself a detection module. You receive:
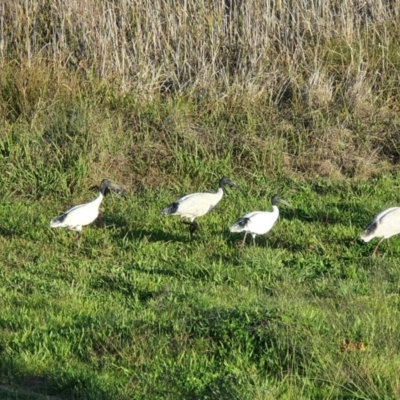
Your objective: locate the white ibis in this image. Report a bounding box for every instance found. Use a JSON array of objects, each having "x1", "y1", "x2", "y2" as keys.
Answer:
[
  {"x1": 360, "y1": 206, "x2": 400, "y2": 257},
  {"x1": 230, "y1": 195, "x2": 291, "y2": 246},
  {"x1": 50, "y1": 179, "x2": 124, "y2": 242},
  {"x1": 161, "y1": 177, "x2": 242, "y2": 237}
]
